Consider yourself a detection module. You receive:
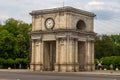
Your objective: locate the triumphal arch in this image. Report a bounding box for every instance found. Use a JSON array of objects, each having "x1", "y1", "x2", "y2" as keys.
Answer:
[{"x1": 30, "y1": 6, "x2": 96, "y2": 72}]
